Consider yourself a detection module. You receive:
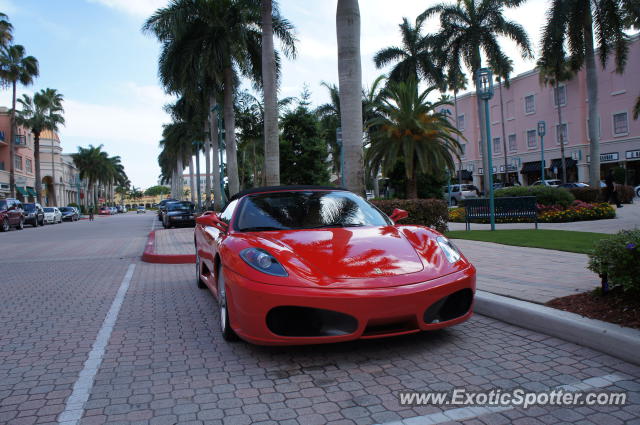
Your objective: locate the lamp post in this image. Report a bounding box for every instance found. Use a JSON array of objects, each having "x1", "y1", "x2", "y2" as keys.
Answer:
[
  {"x1": 537, "y1": 121, "x2": 546, "y2": 184},
  {"x1": 476, "y1": 68, "x2": 496, "y2": 231}
]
